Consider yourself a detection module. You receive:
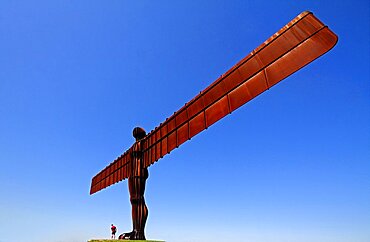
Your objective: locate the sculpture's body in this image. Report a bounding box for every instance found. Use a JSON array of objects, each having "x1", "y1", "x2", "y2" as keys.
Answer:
[
  {"x1": 119, "y1": 127, "x2": 149, "y2": 240},
  {"x1": 90, "y1": 11, "x2": 338, "y2": 240}
]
